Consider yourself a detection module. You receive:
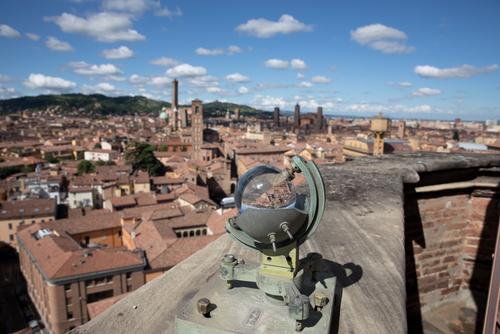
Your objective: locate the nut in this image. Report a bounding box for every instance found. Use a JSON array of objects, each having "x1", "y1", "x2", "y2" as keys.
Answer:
[{"x1": 314, "y1": 292, "x2": 328, "y2": 310}]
